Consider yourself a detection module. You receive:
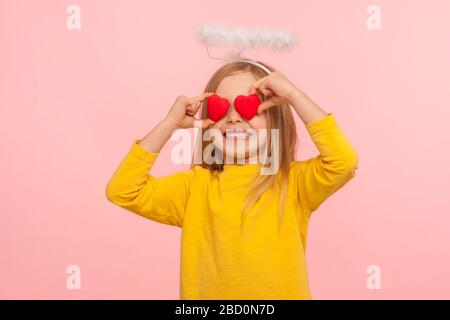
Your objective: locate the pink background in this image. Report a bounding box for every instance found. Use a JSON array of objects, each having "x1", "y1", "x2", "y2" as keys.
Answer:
[{"x1": 1, "y1": 0, "x2": 449, "y2": 299}]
